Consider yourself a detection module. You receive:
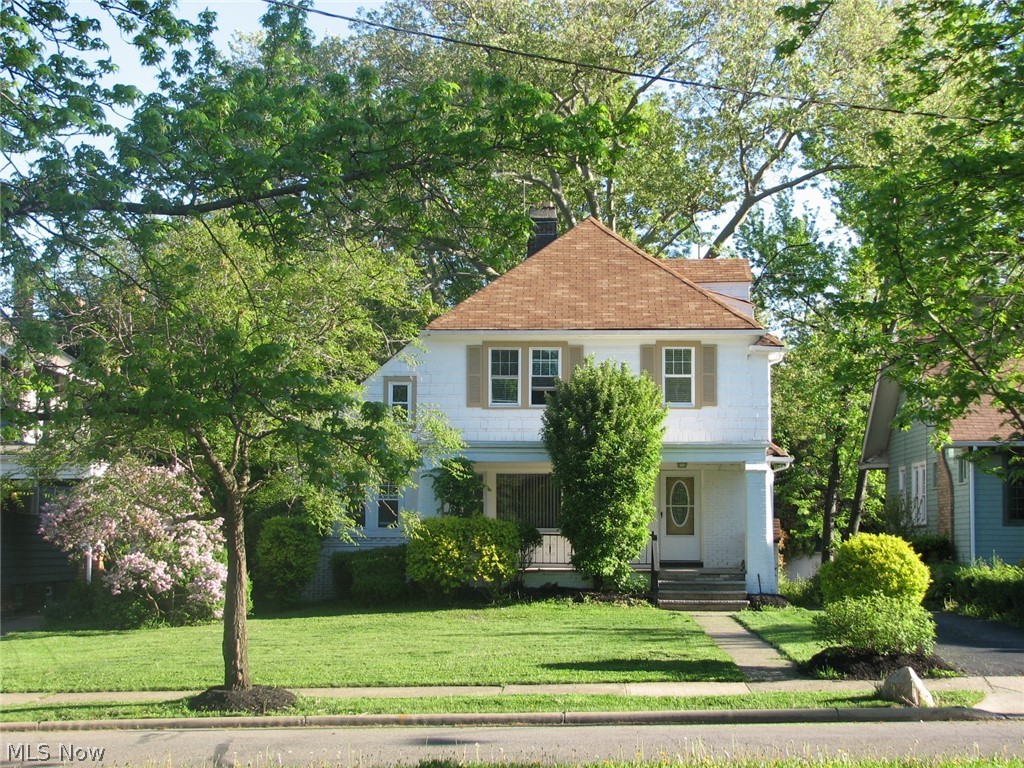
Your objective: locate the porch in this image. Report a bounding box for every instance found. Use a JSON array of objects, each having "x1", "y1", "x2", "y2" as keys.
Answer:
[{"x1": 524, "y1": 532, "x2": 748, "y2": 611}]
